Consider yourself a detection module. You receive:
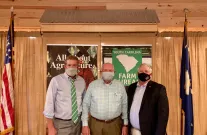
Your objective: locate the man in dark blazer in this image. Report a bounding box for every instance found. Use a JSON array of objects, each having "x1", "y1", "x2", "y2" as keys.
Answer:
[{"x1": 127, "y1": 63, "x2": 169, "y2": 135}]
